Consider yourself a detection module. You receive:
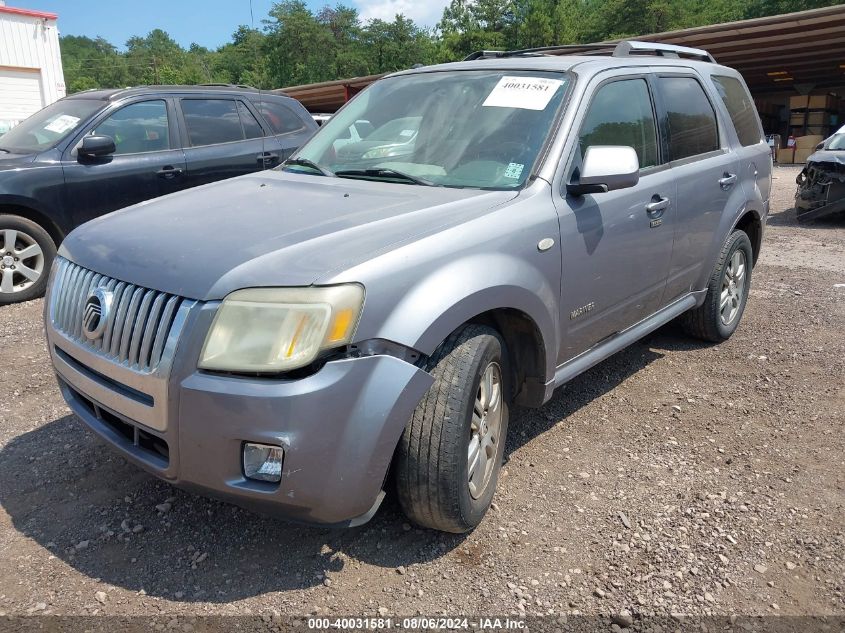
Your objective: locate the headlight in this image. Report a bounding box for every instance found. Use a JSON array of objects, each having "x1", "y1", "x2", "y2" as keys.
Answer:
[{"x1": 199, "y1": 285, "x2": 364, "y2": 373}]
